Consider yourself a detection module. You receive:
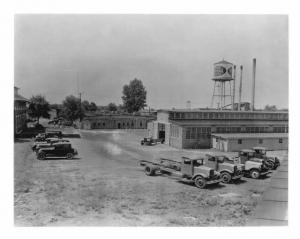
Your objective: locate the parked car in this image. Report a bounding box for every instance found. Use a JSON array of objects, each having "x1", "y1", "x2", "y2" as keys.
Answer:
[
  {"x1": 236, "y1": 149, "x2": 270, "y2": 179},
  {"x1": 203, "y1": 154, "x2": 244, "y2": 183},
  {"x1": 36, "y1": 142, "x2": 78, "y2": 160},
  {"x1": 34, "y1": 131, "x2": 63, "y2": 141},
  {"x1": 32, "y1": 138, "x2": 70, "y2": 151},
  {"x1": 140, "y1": 137, "x2": 164, "y2": 145},
  {"x1": 252, "y1": 147, "x2": 280, "y2": 170}
]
